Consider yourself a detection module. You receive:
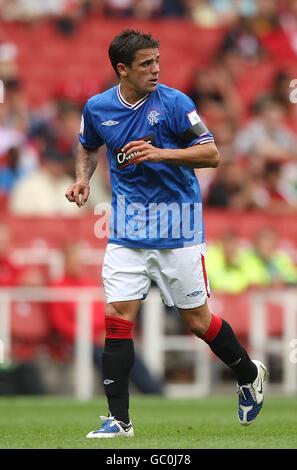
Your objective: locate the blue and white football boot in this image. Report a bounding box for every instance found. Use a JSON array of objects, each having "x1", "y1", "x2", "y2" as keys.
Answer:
[
  {"x1": 86, "y1": 415, "x2": 134, "y2": 438},
  {"x1": 237, "y1": 360, "x2": 268, "y2": 426}
]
